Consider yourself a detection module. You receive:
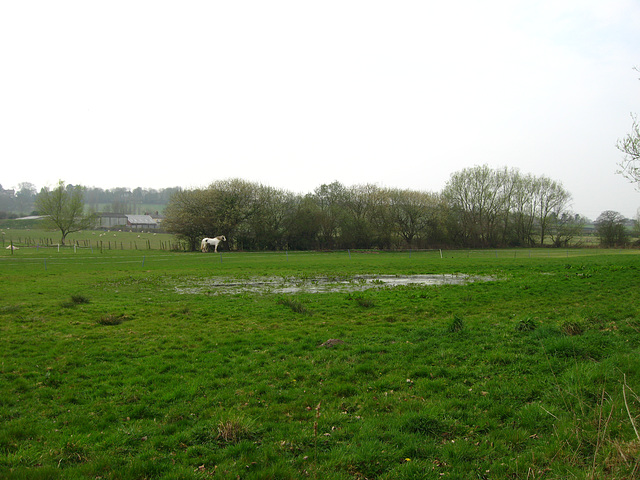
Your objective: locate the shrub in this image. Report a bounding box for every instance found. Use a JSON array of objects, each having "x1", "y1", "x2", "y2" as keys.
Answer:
[
  {"x1": 353, "y1": 295, "x2": 375, "y2": 308},
  {"x1": 70, "y1": 294, "x2": 90, "y2": 305},
  {"x1": 276, "y1": 297, "x2": 311, "y2": 315},
  {"x1": 448, "y1": 315, "x2": 464, "y2": 333},
  {"x1": 97, "y1": 314, "x2": 130, "y2": 326},
  {"x1": 216, "y1": 417, "x2": 258, "y2": 445},
  {"x1": 561, "y1": 319, "x2": 585, "y2": 336},
  {"x1": 61, "y1": 294, "x2": 91, "y2": 309},
  {"x1": 515, "y1": 316, "x2": 537, "y2": 332}
]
